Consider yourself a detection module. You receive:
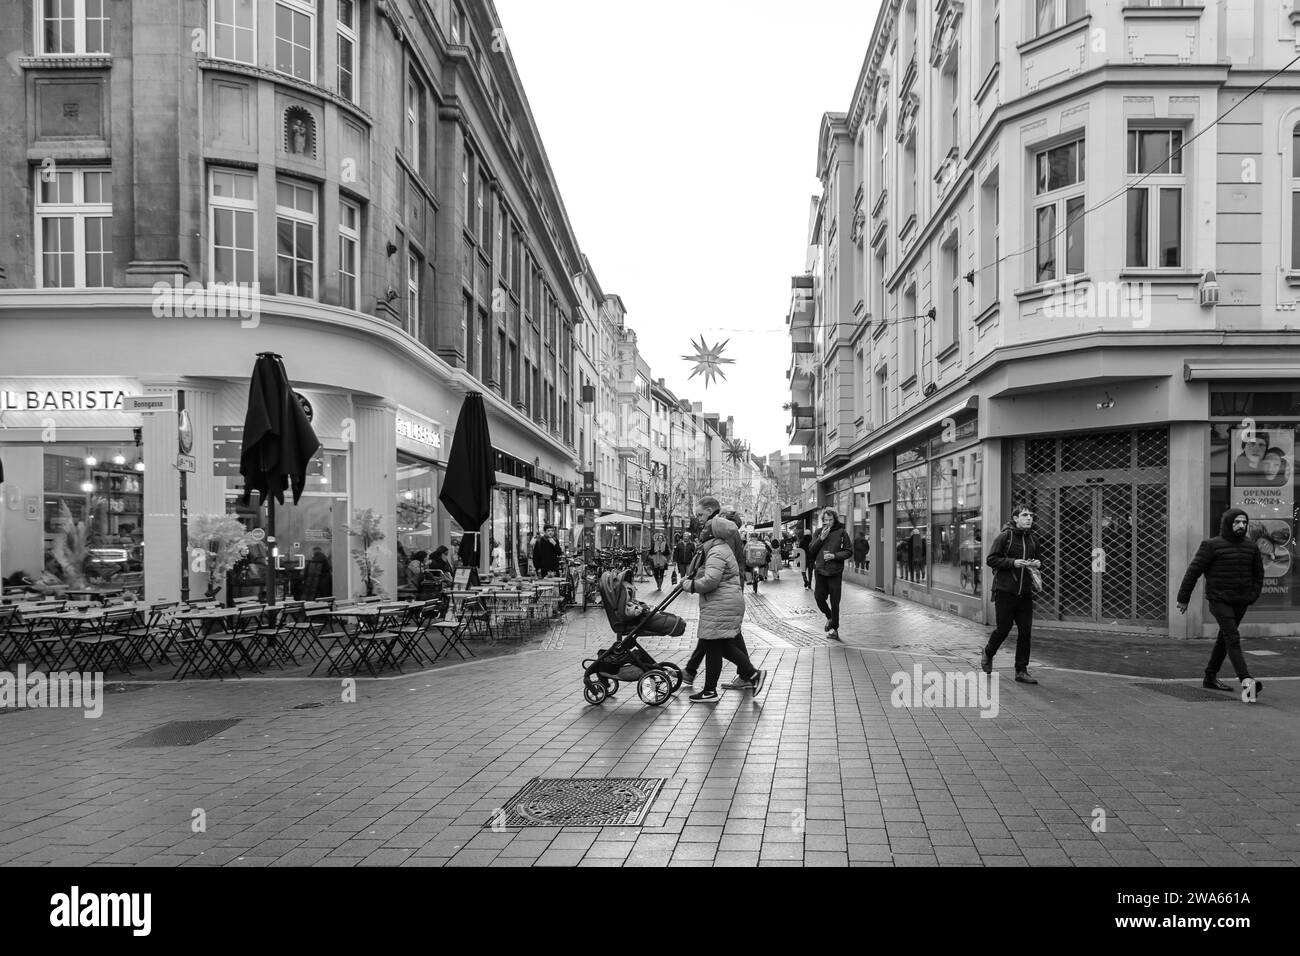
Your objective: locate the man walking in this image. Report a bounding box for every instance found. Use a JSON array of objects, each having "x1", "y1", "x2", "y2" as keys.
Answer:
[
  {"x1": 532, "y1": 526, "x2": 562, "y2": 577},
  {"x1": 807, "y1": 508, "x2": 852, "y2": 640},
  {"x1": 981, "y1": 505, "x2": 1043, "y2": 684},
  {"x1": 673, "y1": 532, "x2": 696, "y2": 582},
  {"x1": 1177, "y1": 507, "x2": 1266, "y2": 702},
  {"x1": 799, "y1": 530, "x2": 814, "y2": 589}
]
